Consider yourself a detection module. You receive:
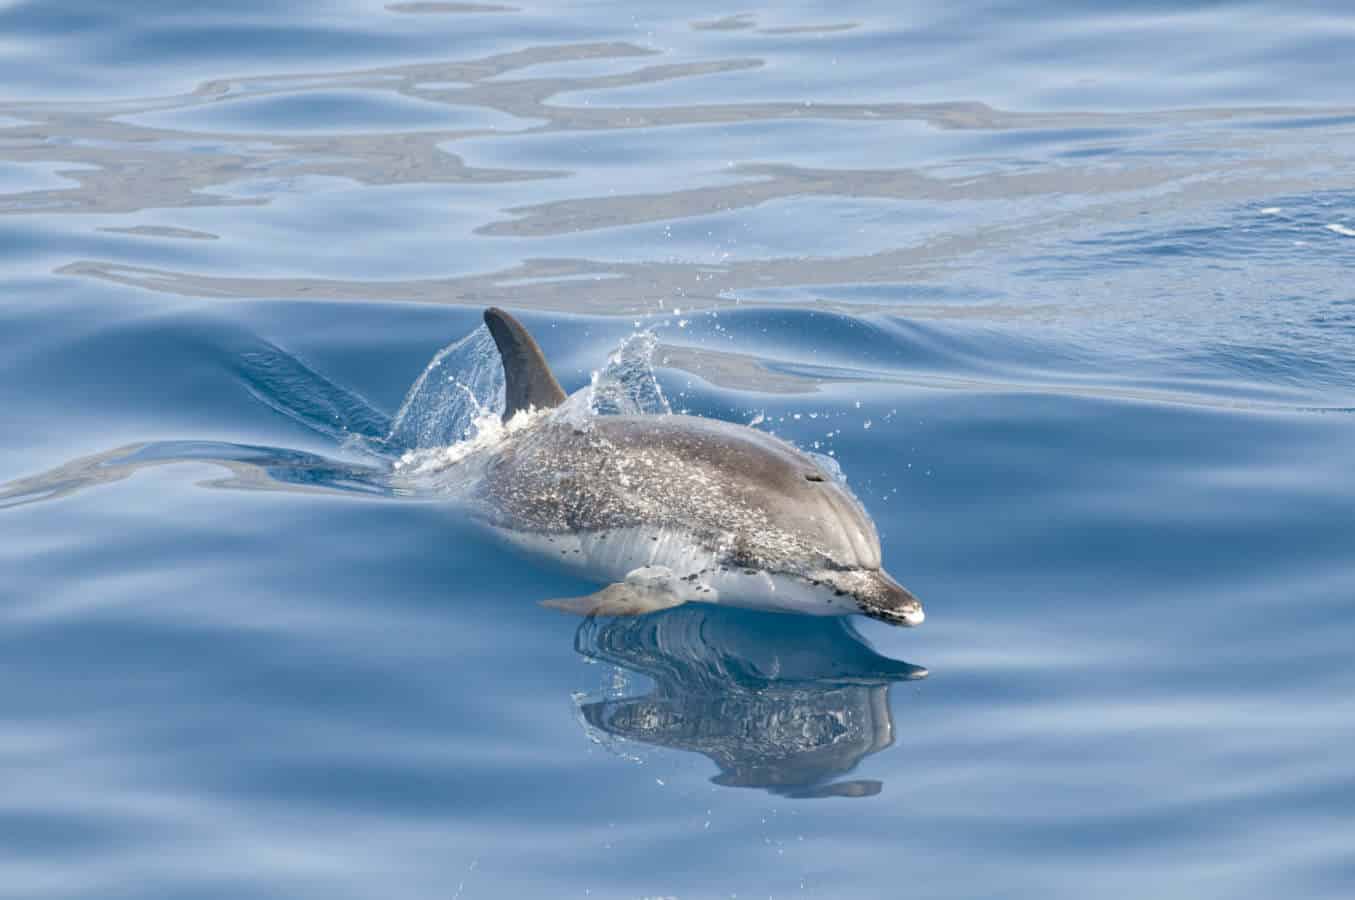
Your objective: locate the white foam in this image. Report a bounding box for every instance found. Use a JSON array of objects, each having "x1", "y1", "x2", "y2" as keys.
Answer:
[
  {"x1": 1325, "y1": 223, "x2": 1355, "y2": 237},
  {"x1": 394, "y1": 407, "x2": 542, "y2": 475}
]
